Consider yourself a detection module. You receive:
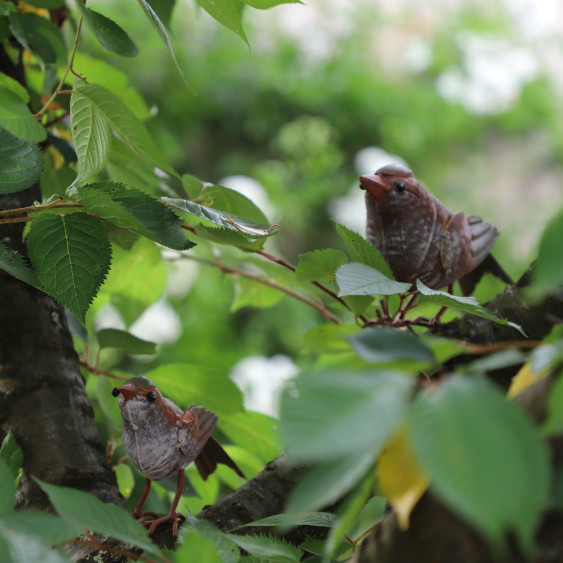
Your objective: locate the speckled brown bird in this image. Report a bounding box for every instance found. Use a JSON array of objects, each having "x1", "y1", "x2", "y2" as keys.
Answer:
[
  {"x1": 112, "y1": 376, "x2": 244, "y2": 537},
  {"x1": 360, "y1": 164, "x2": 511, "y2": 295}
]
